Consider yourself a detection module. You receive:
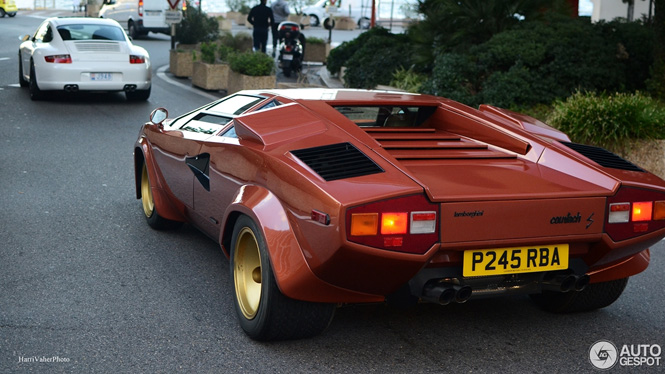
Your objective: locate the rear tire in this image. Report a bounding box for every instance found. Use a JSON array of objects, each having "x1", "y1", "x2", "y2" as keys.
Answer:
[
  {"x1": 126, "y1": 86, "x2": 151, "y2": 101},
  {"x1": 140, "y1": 163, "x2": 182, "y2": 230},
  {"x1": 309, "y1": 14, "x2": 319, "y2": 27},
  {"x1": 29, "y1": 61, "x2": 43, "y2": 101},
  {"x1": 530, "y1": 278, "x2": 628, "y2": 313},
  {"x1": 230, "y1": 215, "x2": 335, "y2": 341},
  {"x1": 128, "y1": 20, "x2": 143, "y2": 39}
]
